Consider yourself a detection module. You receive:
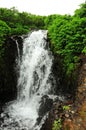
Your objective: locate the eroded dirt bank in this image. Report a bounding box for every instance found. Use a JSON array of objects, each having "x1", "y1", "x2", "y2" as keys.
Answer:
[{"x1": 63, "y1": 55, "x2": 86, "y2": 130}]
